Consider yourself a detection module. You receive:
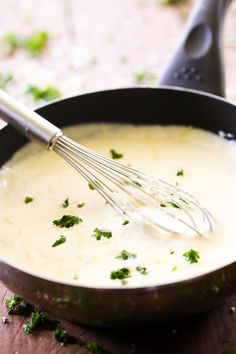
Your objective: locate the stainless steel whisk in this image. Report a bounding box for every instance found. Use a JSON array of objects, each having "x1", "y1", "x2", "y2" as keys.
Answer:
[{"x1": 0, "y1": 90, "x2": 214, "y2": 236}]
